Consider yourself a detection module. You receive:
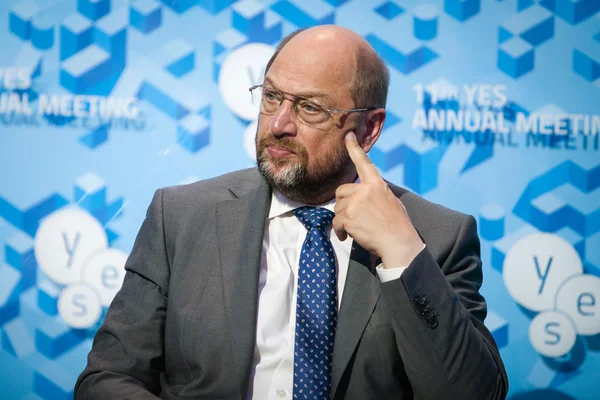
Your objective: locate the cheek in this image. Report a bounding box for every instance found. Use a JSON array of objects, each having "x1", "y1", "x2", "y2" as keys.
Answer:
[
  {"x1": 301, "y1": 134, "x2": 323, "y2": 158},
  {"x1": 304, "y1": 135, "x2": 341, "y2": 165},
  {"x1": 256, "y1": 116, "x2": 270, "y2": 138}
]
